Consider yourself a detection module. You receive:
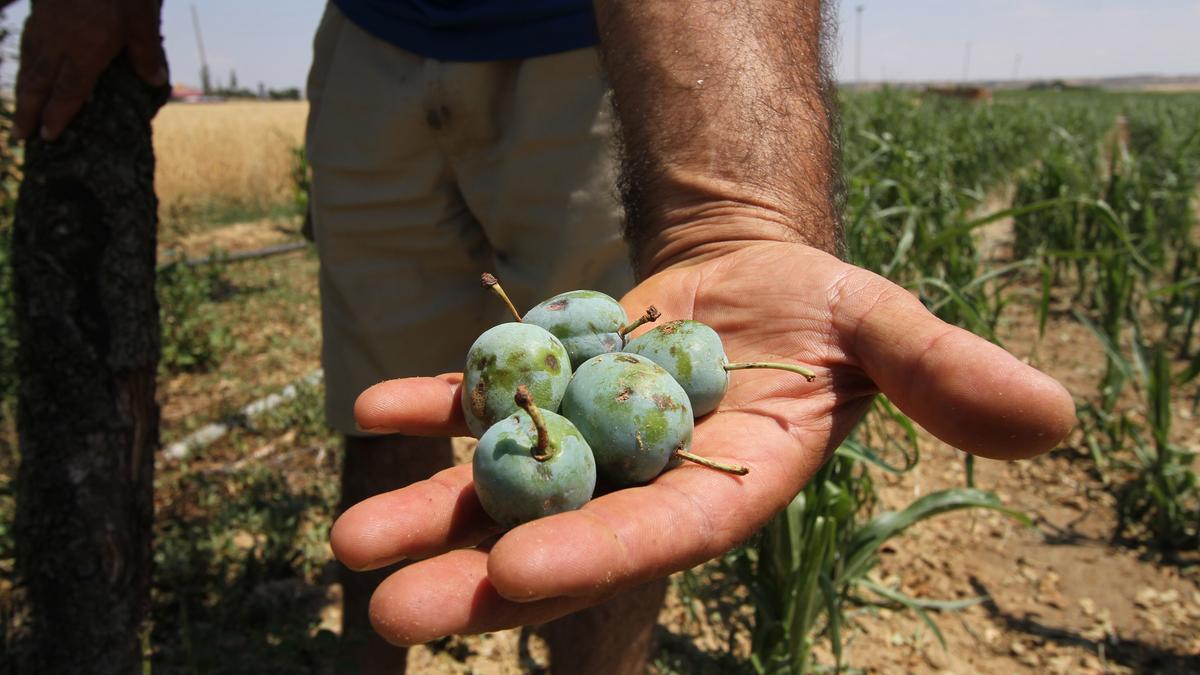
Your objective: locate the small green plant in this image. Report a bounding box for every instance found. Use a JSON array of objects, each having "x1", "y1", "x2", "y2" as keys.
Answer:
[
  {"x1": 726, "y1": 399, "x2": 1027, "y2": 674},
  {"x1": 1114, "y1": 342, "x2": 1199, "y2": 549},
  {"x1": 158, "y1": 254, "x2": 236, "y2": 373},
  {"x1": 151, "y1": 463, "x2": 339, "y2": 672}
]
